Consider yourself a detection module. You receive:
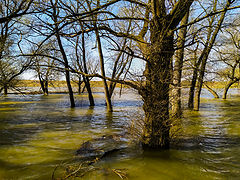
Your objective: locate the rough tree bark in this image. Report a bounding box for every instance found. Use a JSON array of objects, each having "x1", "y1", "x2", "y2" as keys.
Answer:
[
  {"x1": 140, "y1": 28, "x2": 173, "y2": 148},
  {"x1": 139, "y1": 0, "x2": 193, "y2": 148}
]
